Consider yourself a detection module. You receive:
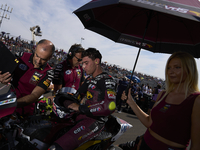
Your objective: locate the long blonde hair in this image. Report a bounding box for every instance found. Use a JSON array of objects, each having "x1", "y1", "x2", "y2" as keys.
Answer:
[{"x1": 157, "y1": 51, "x2": 199, "y2": 105}]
